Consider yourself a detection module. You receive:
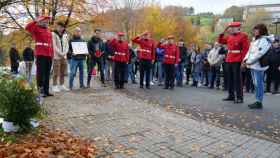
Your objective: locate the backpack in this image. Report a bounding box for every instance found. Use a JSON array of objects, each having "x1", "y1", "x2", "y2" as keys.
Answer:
[{"x1": 259, "y1": 38, "x2": 277, "y2": 67}]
